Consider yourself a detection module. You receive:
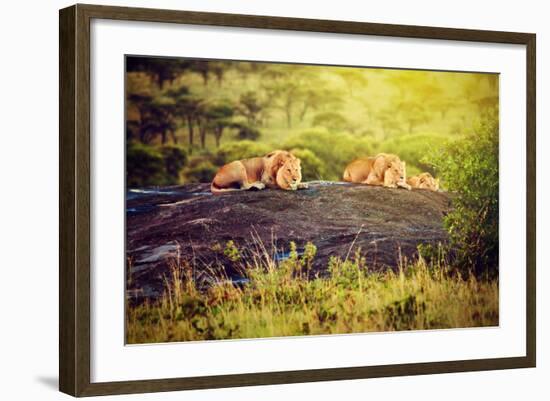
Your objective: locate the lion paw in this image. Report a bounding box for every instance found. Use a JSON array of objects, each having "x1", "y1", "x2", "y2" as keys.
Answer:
[{"x1": 297, "y1": 182, "x2": 309, "y2": 190}]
